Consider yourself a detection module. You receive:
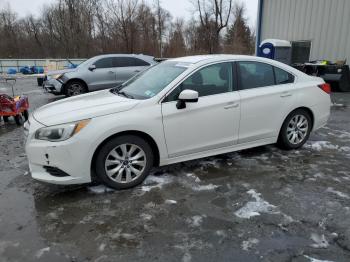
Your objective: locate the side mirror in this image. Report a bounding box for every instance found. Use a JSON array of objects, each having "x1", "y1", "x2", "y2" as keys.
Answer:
[
  {"x1": 88, "y1": 65, "x2": 96, "y2": 71},
  {"x1": 176, "y1": 89, "x2": 199, "y2": 109}
]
